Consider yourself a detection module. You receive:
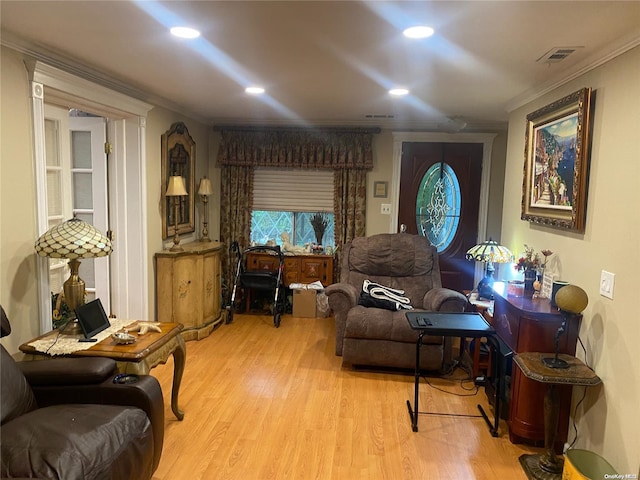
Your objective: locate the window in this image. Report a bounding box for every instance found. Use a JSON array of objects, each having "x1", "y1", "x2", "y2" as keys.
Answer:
[
  {"x1": 415, "y1": 162, "x2": 461, "y2": 252},
  {"x1": 251, "y1": 169, "x2": 335, "y2": 247},
  {"x1": 251, "y1": 211, "x2": 335, "y2": 247}
]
